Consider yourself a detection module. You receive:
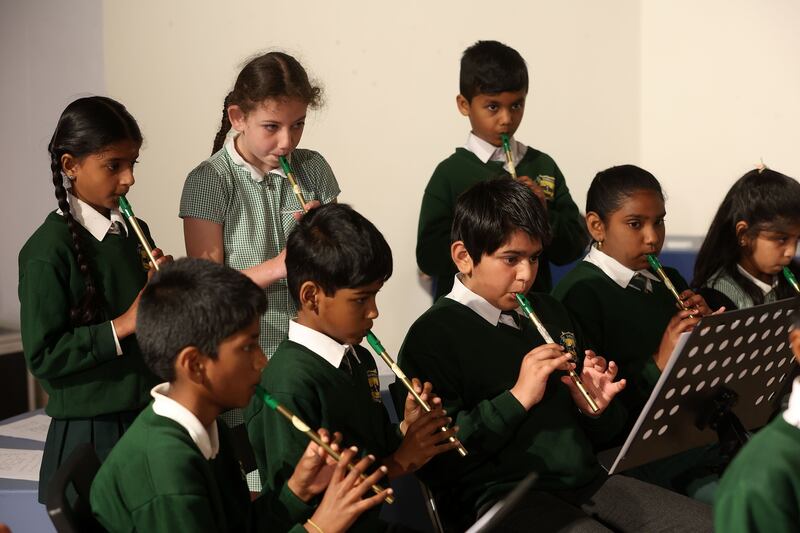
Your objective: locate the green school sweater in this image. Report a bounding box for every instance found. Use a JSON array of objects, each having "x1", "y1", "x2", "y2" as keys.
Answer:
[
  {"x1": 396, "y1": 295, "x2": 625, "y2": 514},
  {"x1": 416, "y1": 147, "x2": 588, "y2": 300},
  {"x1": 91, "y1": 404, "x2": 310, "y2": 533},
  {"x1": 245, "y1": 341, "x2": 402, "y2": 533},
  {"x1": 714, "y1": 414, "x2": 800, "y2": 533},
  {"x1": 18, "y1": 211, "x2": 158, "y2": 418},
  {"x1": 552, "y1": 261, "x2": 688, "y2": 437}
]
